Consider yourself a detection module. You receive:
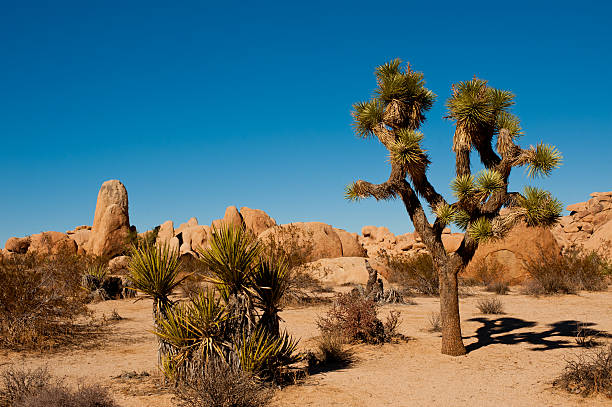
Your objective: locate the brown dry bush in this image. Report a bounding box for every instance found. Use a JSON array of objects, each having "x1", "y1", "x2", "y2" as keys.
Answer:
[
  {"x1": 382, "y1": 252, "x2": 439, "y2": 296},
  {"x1": 554, "y1": 344, "x2": 612, "y2": 398},
  {"x1": 470, "y1": 259, "x2": 510, "y2": 294},
  {"x1": 523, "y1": 248, "x2": 610, "y2": 295},
  {"x1": 175, "y1": 357, "x2": 272, "y2": 407},
  {"x1": 476, "y1": 297, "x2": 505, "y2": 314},
  {"x1": 428, "y1": 312, "x2": 441, "y2": 332},
  {"x1": 317, "y1": 291, "x2": 400, "y2": 344},
  {"x1": 0, "y1": 252, "x2": 91, "y2": 350},
  {"x1": 0, "y1": 367, "x2": 117, "y2": 407}
]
